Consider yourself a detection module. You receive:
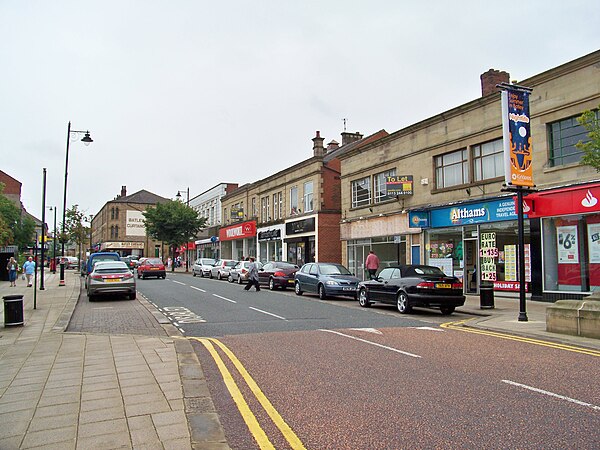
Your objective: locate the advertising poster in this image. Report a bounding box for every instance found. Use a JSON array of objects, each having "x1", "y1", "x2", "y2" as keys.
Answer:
[
  {"x1": 557, "y1": 225, "x2": 579, "y2": 264},
  {"x1": 126, "y1": 210, "x2": 146, "y2": 236},
  {"x1": 588, "y1": 223, "x2": 600, "y2": 263},
  {"x1": 501, "y1": 88, "x2": 533, "y2": 187},
  {"x1": 504, "y1": 245, "x2": 516, "y2": 281},
  {"x1": 479, "y1": 232, "x2": 497, "y2": 281}
]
